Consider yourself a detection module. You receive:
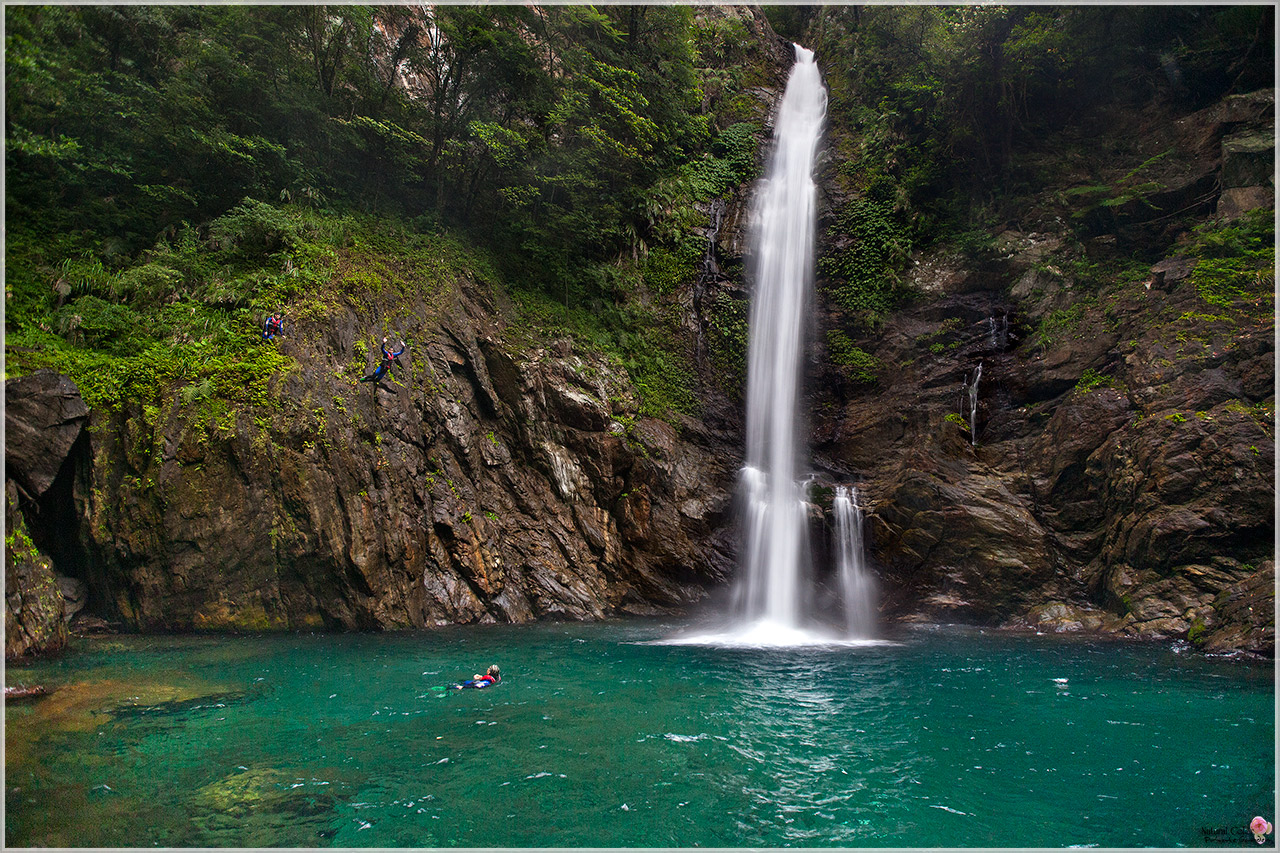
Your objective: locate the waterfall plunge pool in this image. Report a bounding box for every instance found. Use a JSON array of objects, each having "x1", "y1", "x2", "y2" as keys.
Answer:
[{"x1": 6, "y1": 620, "x2": 1273, "y2": 847}]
